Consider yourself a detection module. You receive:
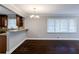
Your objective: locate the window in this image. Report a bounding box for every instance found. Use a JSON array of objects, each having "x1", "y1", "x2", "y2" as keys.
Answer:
[
  {"x1": 8, "y1": 19, "x2": 17, "y2": 29},
  {"x1": 47, "y1": 18, "x2": 77, "y2": 33}
]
